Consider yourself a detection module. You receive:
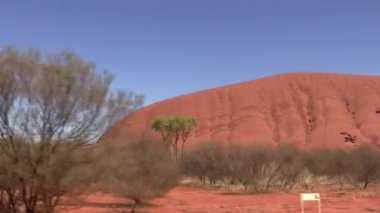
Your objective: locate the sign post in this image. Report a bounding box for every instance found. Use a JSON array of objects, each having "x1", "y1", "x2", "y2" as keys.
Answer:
[{"x1": 300, "y1": 193, "x2": 321, "y2": 213}]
